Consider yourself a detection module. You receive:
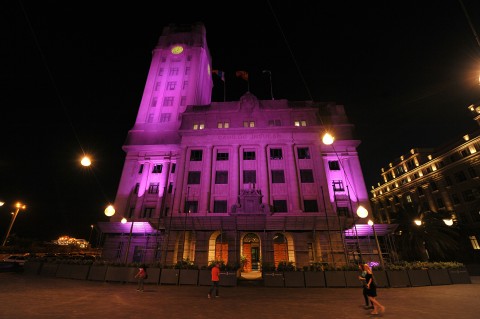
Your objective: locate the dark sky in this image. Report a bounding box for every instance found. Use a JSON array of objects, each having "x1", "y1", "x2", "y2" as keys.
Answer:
[{"x1": 1, "y1": 1, "x2": 480, "y2": 242}]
